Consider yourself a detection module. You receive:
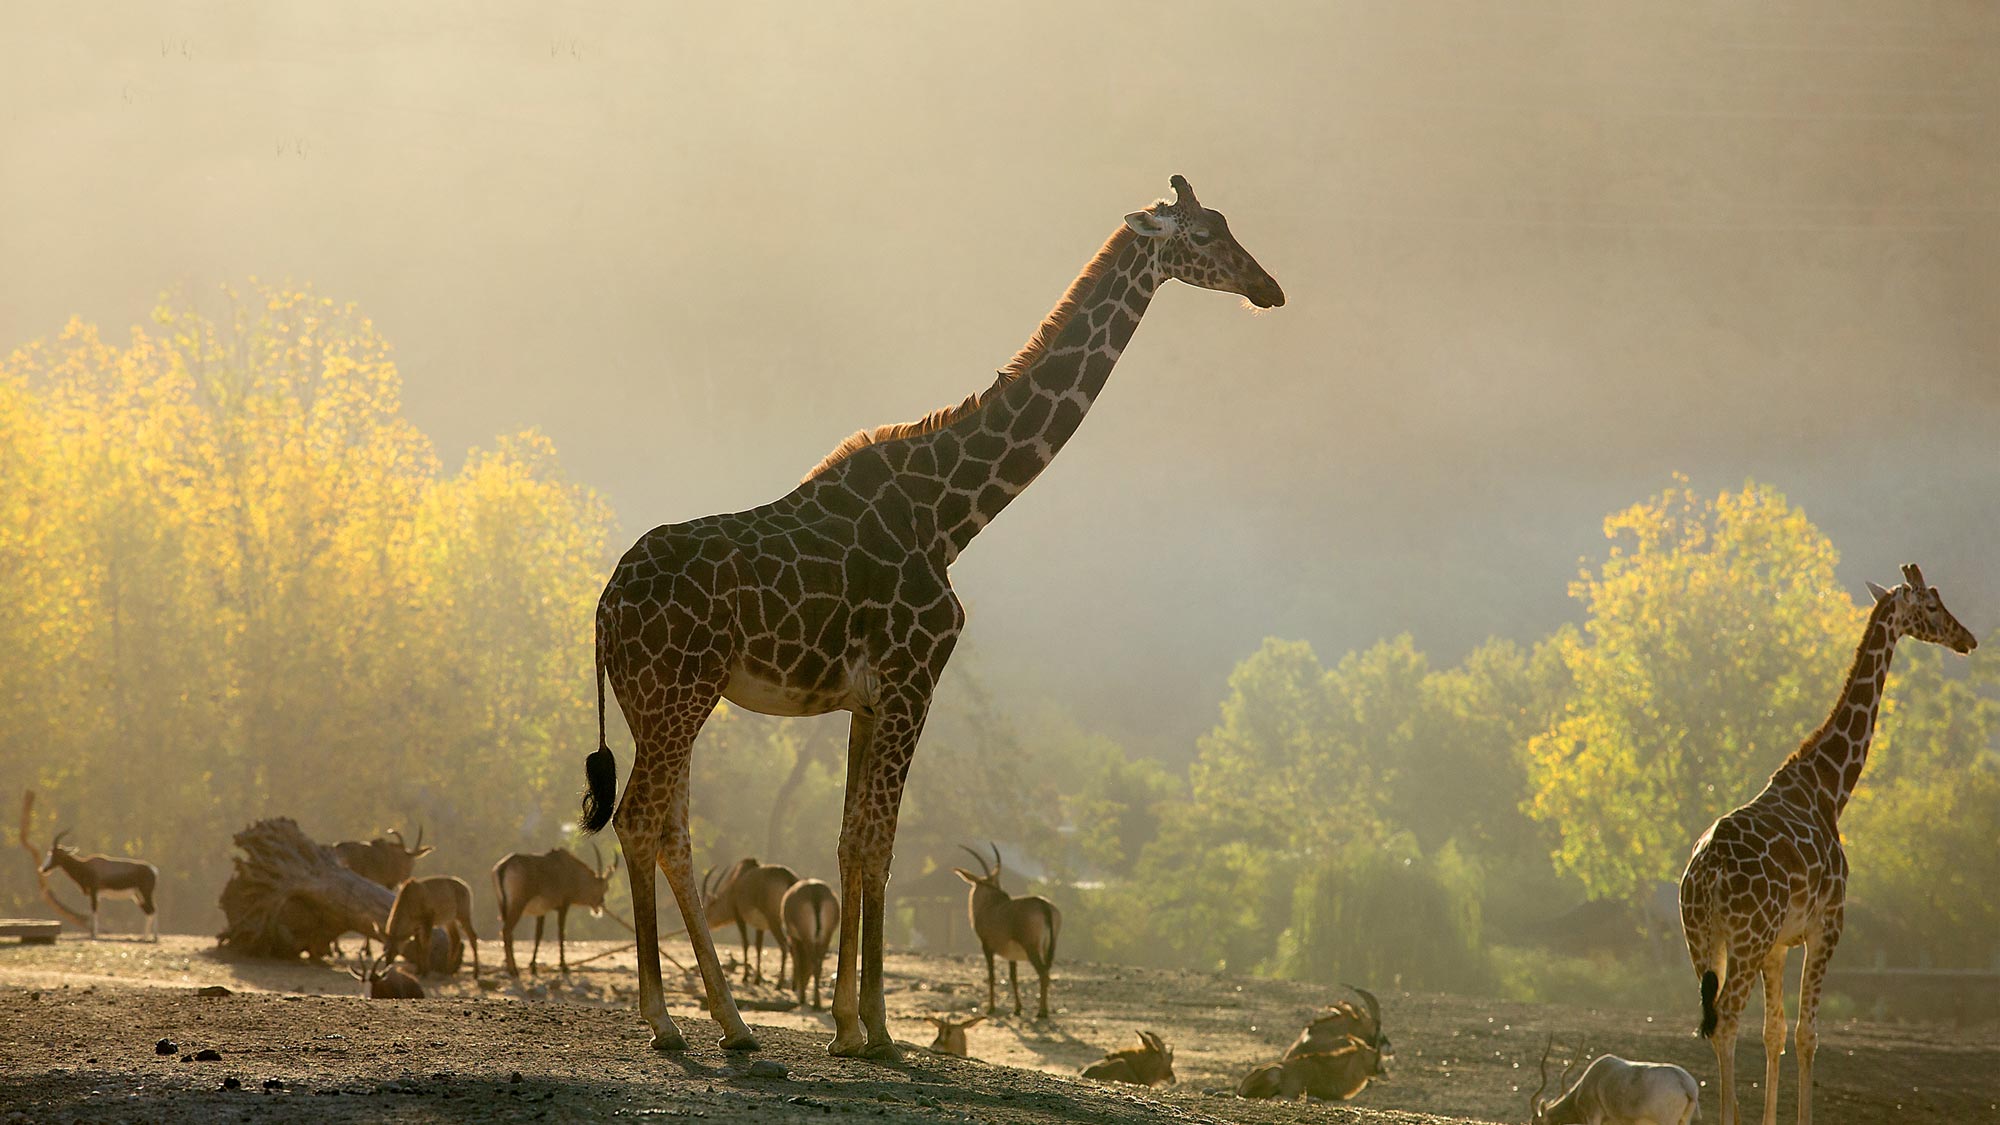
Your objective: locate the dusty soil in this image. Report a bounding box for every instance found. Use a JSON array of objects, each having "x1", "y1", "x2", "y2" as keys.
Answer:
[{"x1": 0, "y1": 934, "x2": 1993, "y2": 1123}]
